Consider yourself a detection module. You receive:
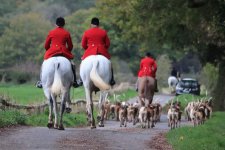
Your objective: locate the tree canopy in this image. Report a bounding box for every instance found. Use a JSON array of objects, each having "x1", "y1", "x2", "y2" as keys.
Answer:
[{"x1": 96, "y1": 0, "x2": 225, "y2": 110}]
